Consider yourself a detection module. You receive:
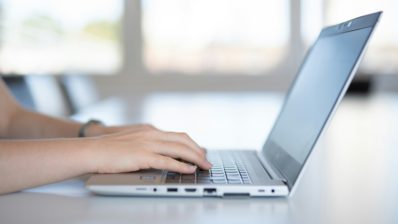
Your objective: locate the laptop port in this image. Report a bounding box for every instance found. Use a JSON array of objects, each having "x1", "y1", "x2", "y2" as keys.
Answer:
[
  {"x1": 167, "y1": 188, "x2": 178, "y2": 192},
  {"x1": 185, "y1": 188, "x2": 197, "y2": 192},
  {"x1": 203, "y1": 188, "x2": 217, "y2": 195}
]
